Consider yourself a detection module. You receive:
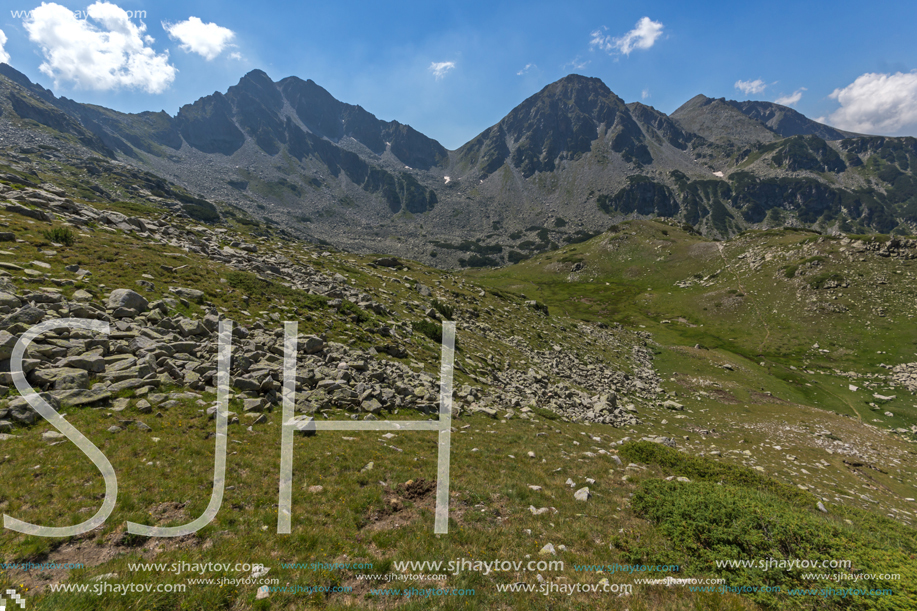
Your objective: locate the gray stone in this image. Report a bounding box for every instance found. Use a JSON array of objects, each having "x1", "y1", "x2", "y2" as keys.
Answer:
[
  {"x1": 178, "y1": 319, "x2": 206, "y2": 336},
  {"x1": 361, "y1": 398, "x2": 383, "y2": 414},
  {"x1": 108, "y1": 377, "x2": 159, "y2": 393},
  {"x1": 0, "y1": 292, "x2": 21, "y2": 309},
  {"x1": 170, "y1": 287, "x2": 205, "y2": 303},
  {"x1": 49, "y1": 388, "x2": 112, "y2": 406},
  {"x1": 5, "y1": 204, "x2": 51, "y2": 222},
  {"x1": 107, "y1": 289, "x2": 148, "y2": 312},
  {"x1": 3, "y1": 304, "x2": 45, "y2": 327},
  {"x1": 232, "y1": 377, "x2": 261, "y2": 392},
  {"x1": 574, "y1": 487, "x2": 591, "y2": 502},
  {"x1": 302, "y1": 335, "x2": 325, "y2": 354},
  {"x1": 111, "y1": 307, "x2": 138, "y2": 319},
  {"x1": 243, "y1": 398, "x2": 266, "y2": 412},
  {"x1": 8, "y1": 392, "x2": 61, "y2": 424},
  {"x1": 32, "y1": 367, "x2": 90, "y2": 390},
  {"x1": 57, "y1": 354, "x2": 105, "y2": 373},
  {"x1": 288, "y1": 415, "x2": 316, "y2": 436},
  {"x1": 0, "y1": 330, "x2": 19, "y2": 360}
]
